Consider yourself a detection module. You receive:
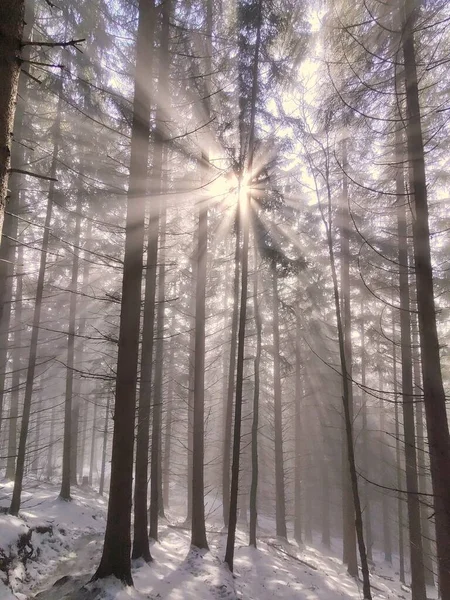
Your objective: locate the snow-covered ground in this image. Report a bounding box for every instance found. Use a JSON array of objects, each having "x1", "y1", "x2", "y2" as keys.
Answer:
[{"x1": 0, "y1": 480, "x2": 433, "y2": 600}]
